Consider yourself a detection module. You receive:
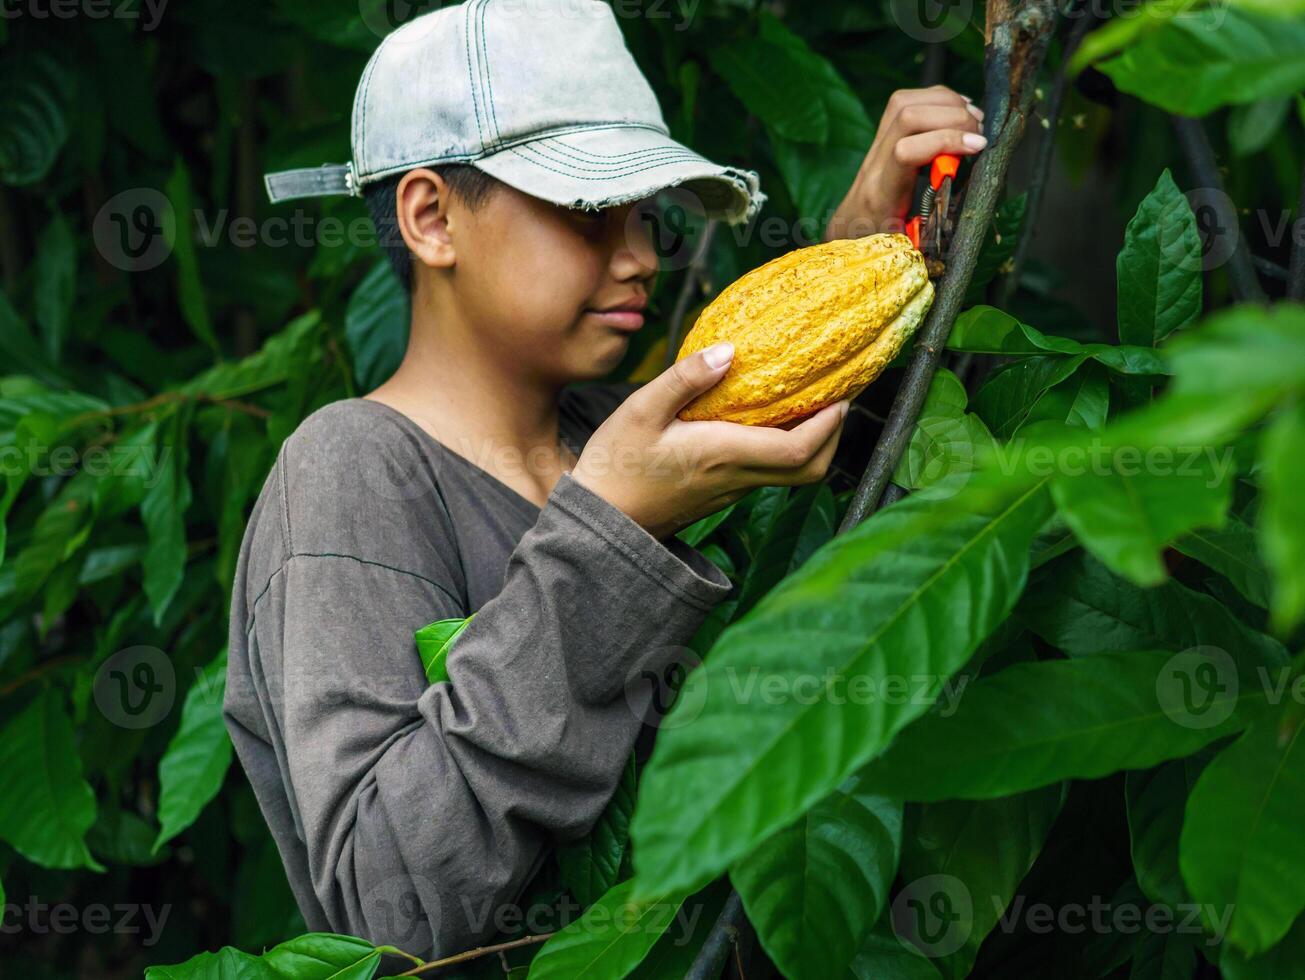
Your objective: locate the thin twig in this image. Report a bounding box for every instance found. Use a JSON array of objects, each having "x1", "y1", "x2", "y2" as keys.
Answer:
[
  {"x1": 663, "y1": 219, "x2": 719, "y2": 368},
  {"x1": 1169, "y1": 114, "x2": 1267, "y2": 304},
  {"x1": 994, "y1": 0, "x2": 1095, "y2": 308},
  {"x1": 1289, "y1": 158, "x2": 1305, "y2": 302},
  {"x1": 395, "y1": 932, "x2": 553, "y2": 977},
  {"x1": 840, "y1": 0, "x2": 1061, "y2": 531},
  {"x1": 686, "y1": 891, "x2": 747, "y2": 980},
  {"x1": 1253, "y1": 255, "x2": 1290, "y2": 282}
]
